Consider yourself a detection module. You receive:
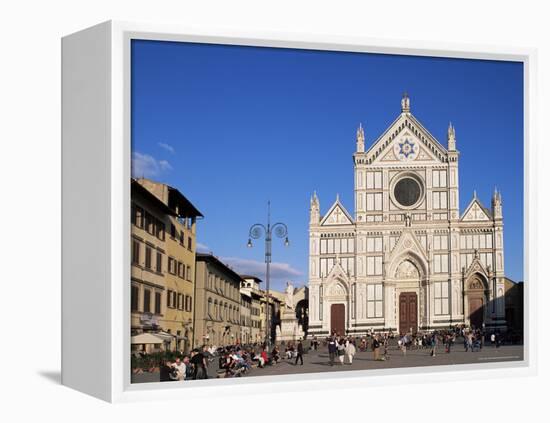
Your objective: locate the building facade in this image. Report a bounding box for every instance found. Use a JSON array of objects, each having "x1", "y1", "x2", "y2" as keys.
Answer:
[
  {"x1": 131, "y1": 178, "x2": 202, "y2": 352},
  {"x1": 308, "y1": 95, "x2": 507, "y2": 338},
  {"x1": 194, "y1": 253, "x2": 243, "y2": 347},
  {"x1": 240, "y1": 291, "x2": 252, "y2": 344},
  {"x1": 241, "y1": 275, "x2": 265, "y2": 344}
]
